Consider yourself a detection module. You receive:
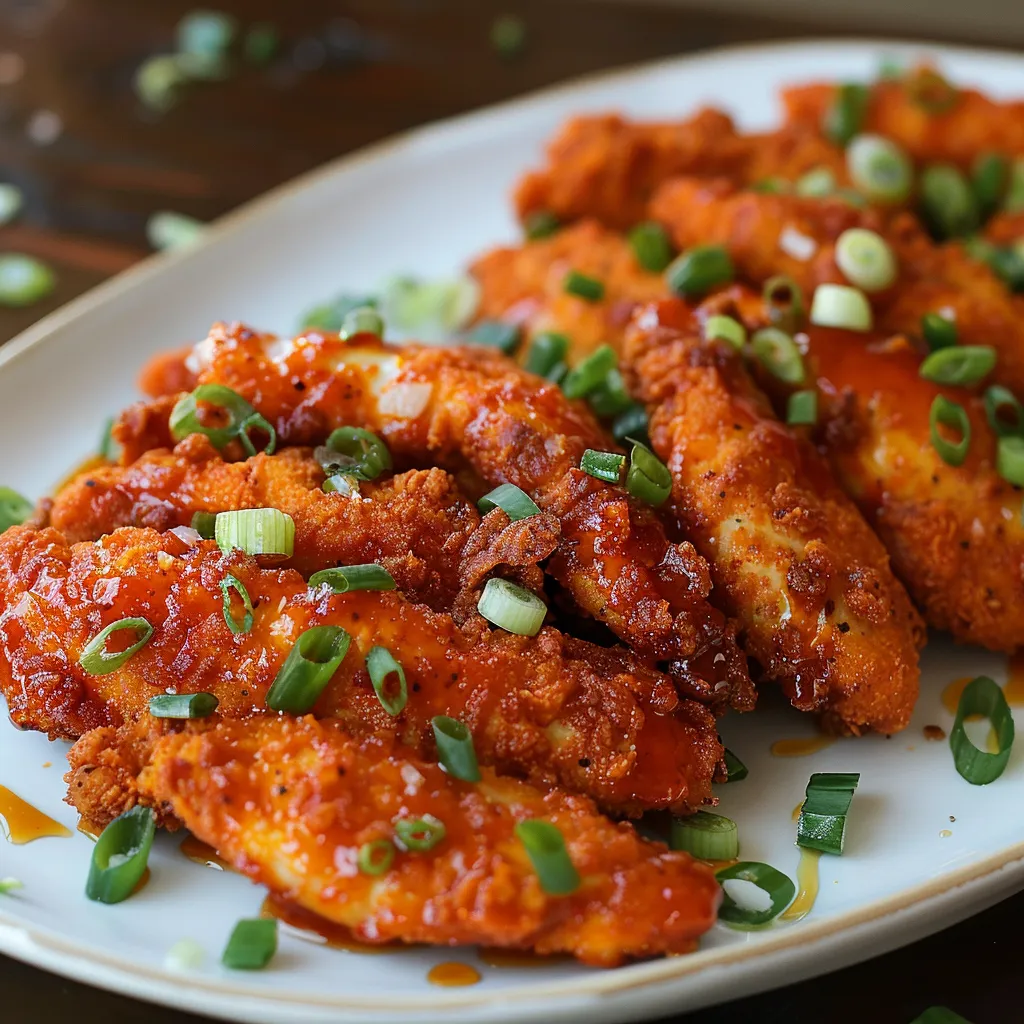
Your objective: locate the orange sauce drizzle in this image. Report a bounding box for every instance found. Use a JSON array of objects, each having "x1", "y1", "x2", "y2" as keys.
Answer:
[
  {"x1": 77, "y1": 818, "x2": 101, "y2": 841},
  {"x1": 941, "y1": 676, "x2": 975, "y2": 715},
  {"x1": 180, "y1": 834, "x2": 232, "y2": 871},
  {"x1": 791, "y1": 802, "x2": 803, "y2": 822},
  {"x1": 770, "y1": 736, "x2": 834, "y2": 757},
  {"x1": 1004, "y1": 651, "x2": 1024, "y2": 705},
  {"x1": 781, "y1": 847, "x2": 821, "y2": 922},
  {"x1": 427, "y1": 962, "x2": 482, "y2": 987},
  {"x1": 0, "y1": 785, "x2": 72, "y2": 844},
  {"x1": 259, "y1": 894, "x2": 396, "y2": 954}
]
